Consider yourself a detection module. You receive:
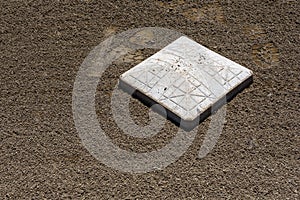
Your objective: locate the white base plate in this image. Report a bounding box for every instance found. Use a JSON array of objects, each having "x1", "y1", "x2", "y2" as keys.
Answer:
[{"x1": 119, "y1": 36, "x2": 253, "y2": 130}]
